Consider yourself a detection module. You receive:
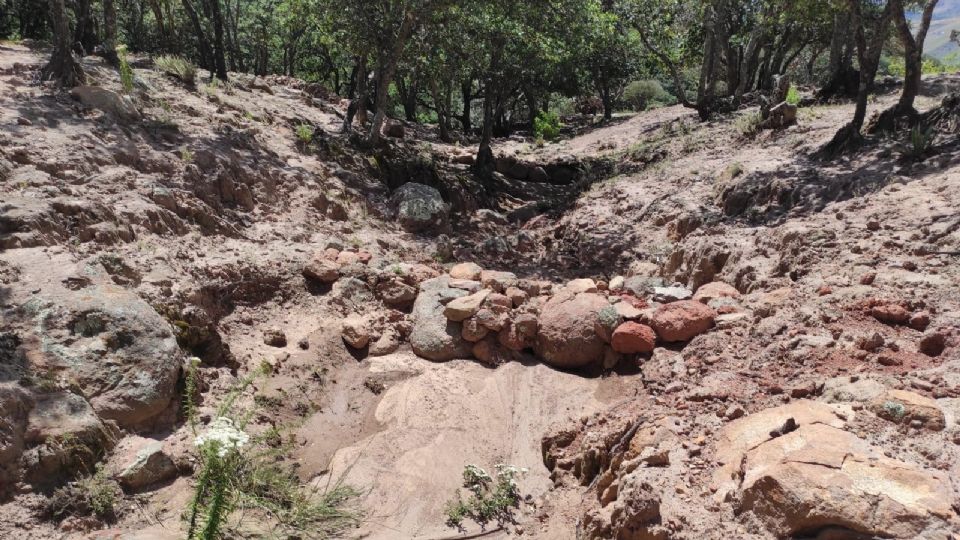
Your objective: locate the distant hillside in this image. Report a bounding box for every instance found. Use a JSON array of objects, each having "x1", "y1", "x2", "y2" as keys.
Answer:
[{"x1": 910, "y1": 0, "x2": 960, "y2": 60}]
